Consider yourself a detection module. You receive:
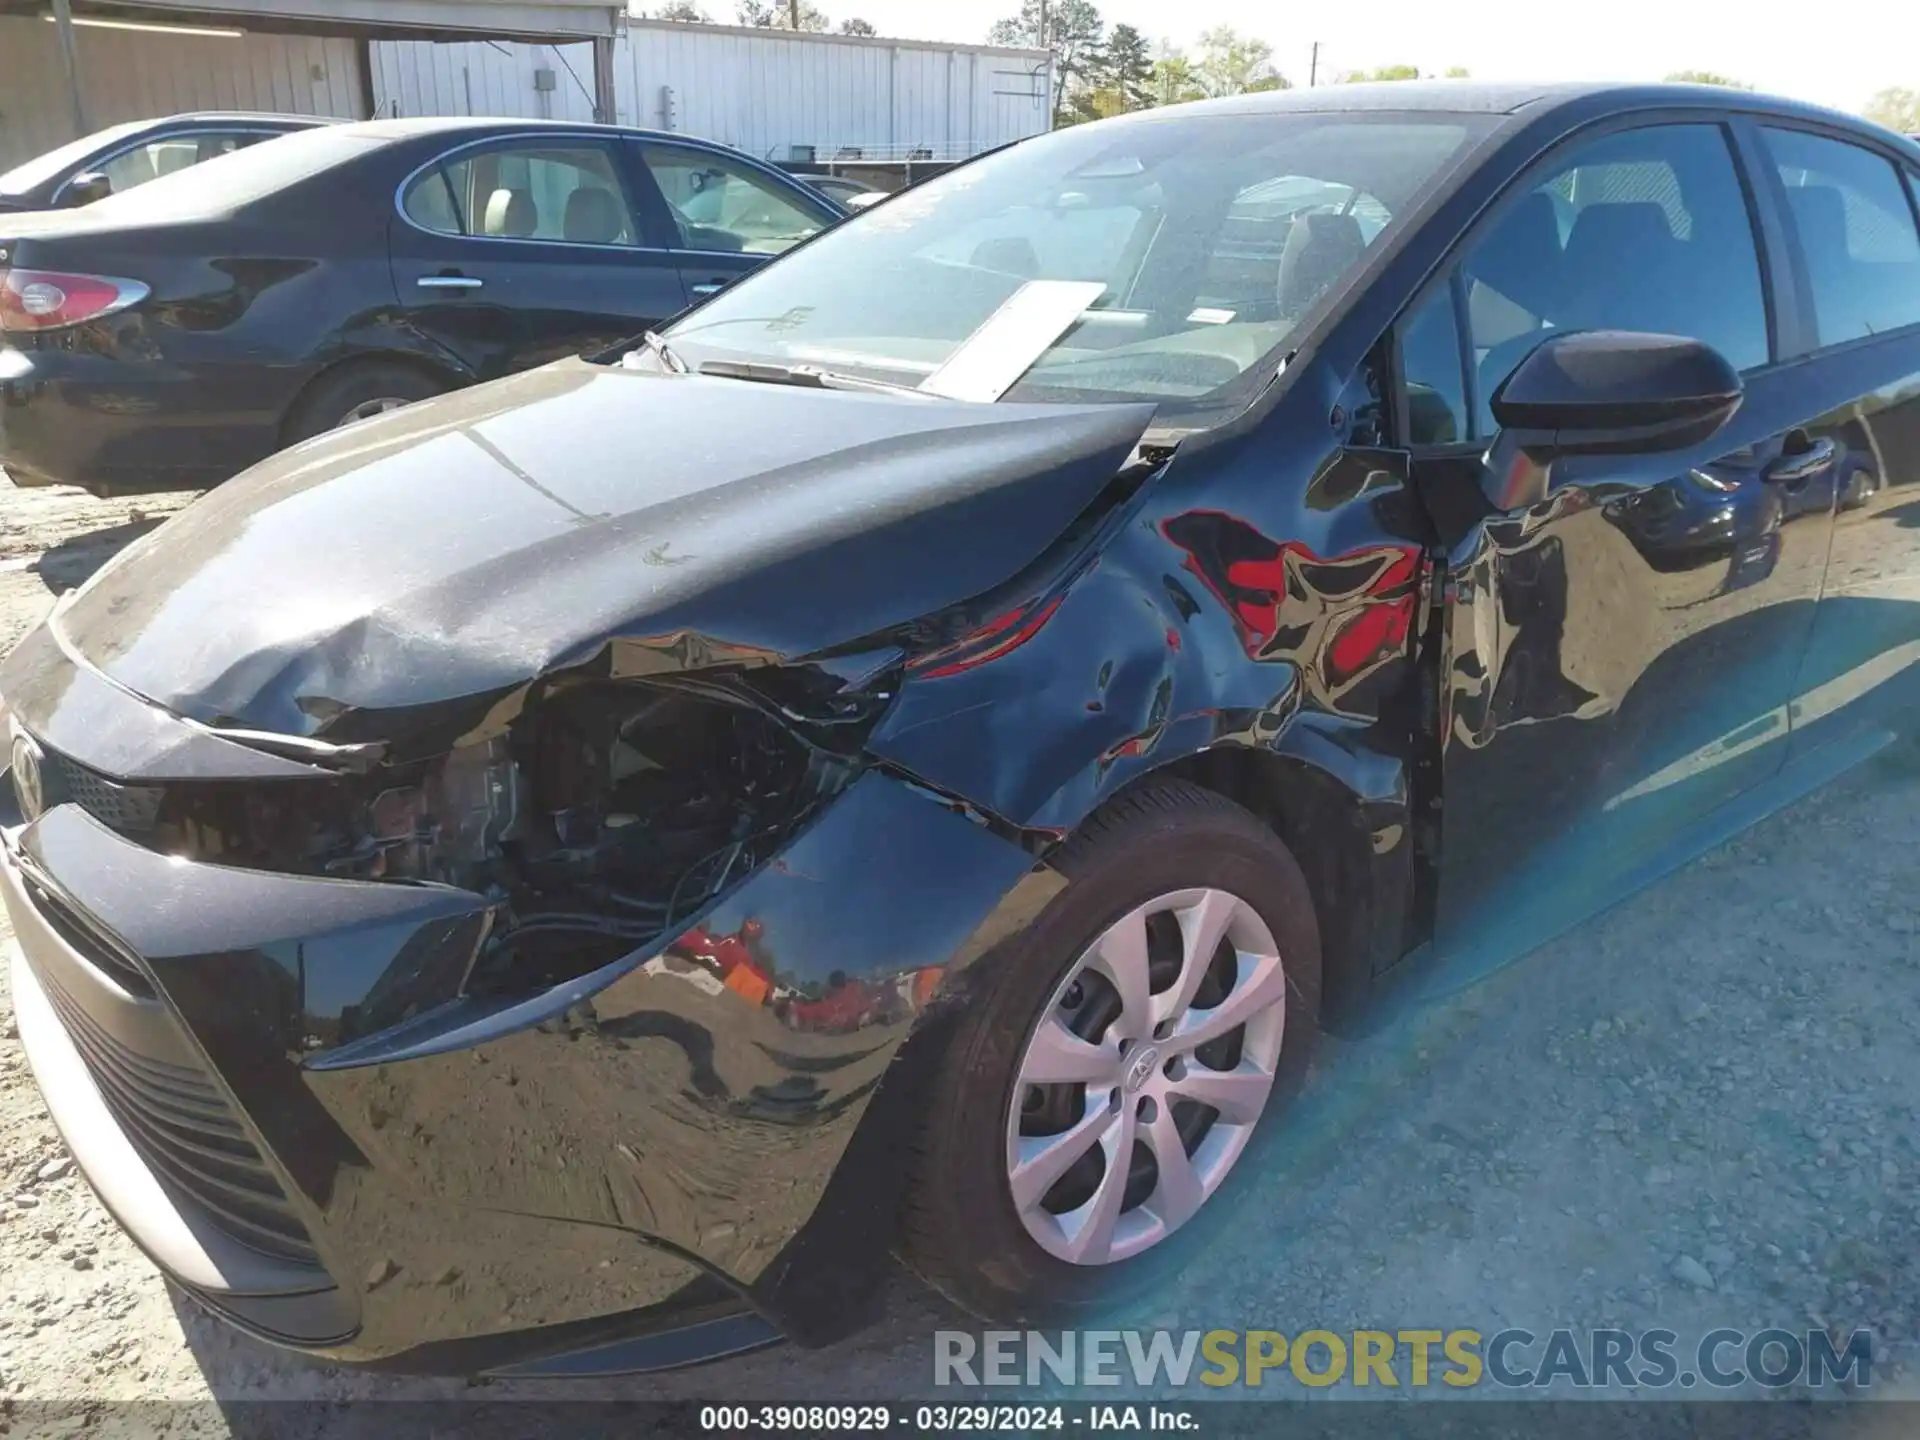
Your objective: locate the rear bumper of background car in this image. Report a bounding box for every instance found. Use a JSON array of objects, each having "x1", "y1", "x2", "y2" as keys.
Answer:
[
  {"x1": 0, "y1": 644, "x2": 1049, "y2": 1374},
  {"x1": 0, "y1": 345, "x2": 279, "y2": 494}
]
